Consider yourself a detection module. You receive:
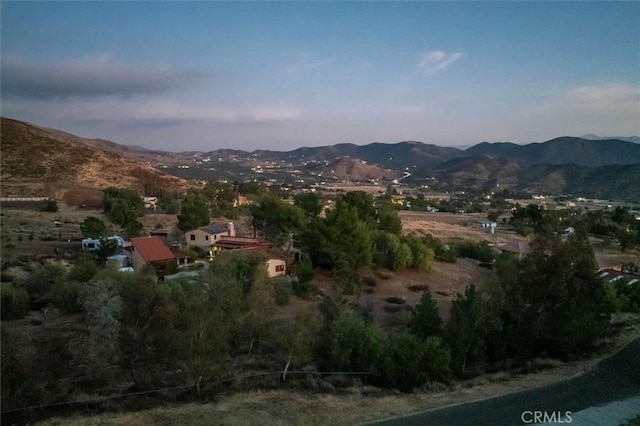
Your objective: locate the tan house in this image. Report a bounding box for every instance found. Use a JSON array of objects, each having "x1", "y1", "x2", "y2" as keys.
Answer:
[
  {"x1": 185, "y1": 222, "x2": 236, "y2": 252},
  {"x1": 265, "y1": 257, "x2": 287, "y2": 278},
  {"x1": 129, "y1": 236, "x2": 178, "y2": 278},
  {"x1": 217, "y1": 245, "x2": 287, "y2": 278}
]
